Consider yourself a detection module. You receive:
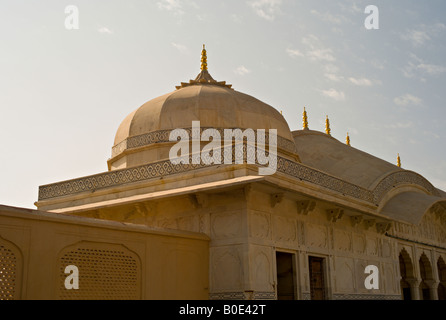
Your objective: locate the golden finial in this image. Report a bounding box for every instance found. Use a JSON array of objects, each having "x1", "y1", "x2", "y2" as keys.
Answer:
[
  {"x1": 397, "y1": 153, "x2": 401, "y2": 168},
  {"x1": 303, "y1": 107, "x2": 309, "y2": 130},
  {"x1": 201, "y1": 44, "x2": 207, "y2": 71},
  {"x1": 346, "y1": 132, "x2": 350, "y2": 146},
  {"x1": 325, "y1": 115, "x2": 331, "y2": 135}
]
